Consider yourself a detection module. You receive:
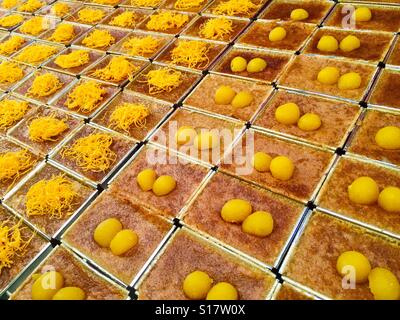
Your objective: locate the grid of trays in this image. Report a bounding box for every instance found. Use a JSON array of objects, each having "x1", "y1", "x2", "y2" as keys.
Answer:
[{"x1": 0, "y1": 0, "x2": 400, "y2": 300}]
